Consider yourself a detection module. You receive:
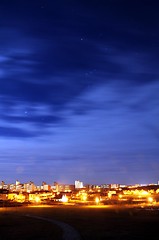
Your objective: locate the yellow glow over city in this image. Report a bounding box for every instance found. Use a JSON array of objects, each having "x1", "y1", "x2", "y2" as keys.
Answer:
[{"x1": 1, "y1": 179, "x2": 159, "y2": 207}]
